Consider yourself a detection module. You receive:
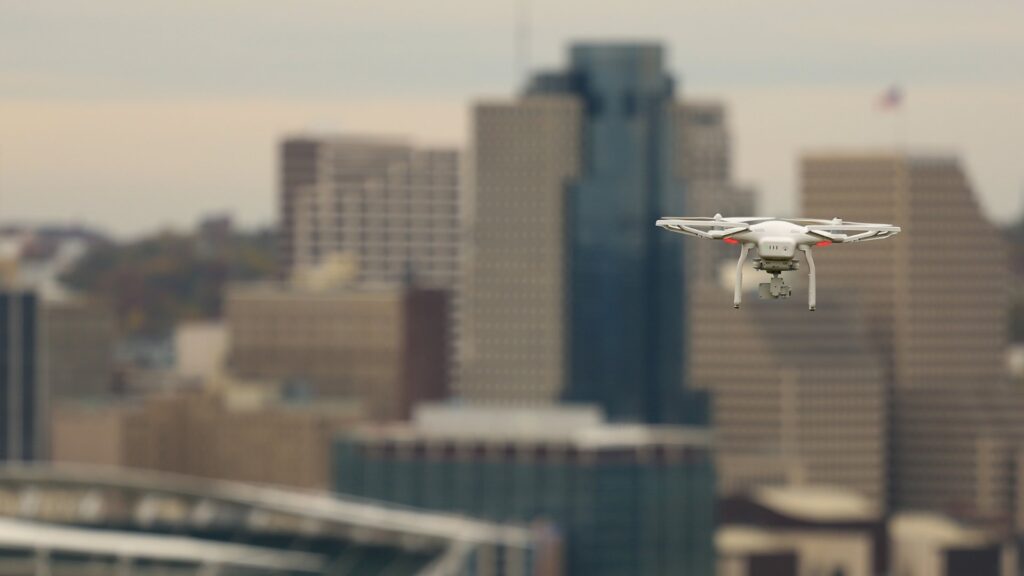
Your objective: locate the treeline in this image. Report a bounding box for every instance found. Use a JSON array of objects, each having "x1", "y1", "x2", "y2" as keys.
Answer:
[{"x1": 61, "y1": 228, "x2": 276, "y2": 337}]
